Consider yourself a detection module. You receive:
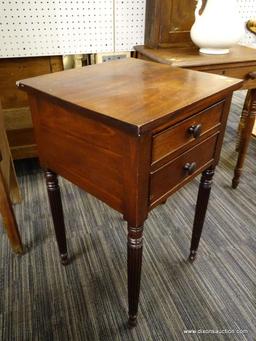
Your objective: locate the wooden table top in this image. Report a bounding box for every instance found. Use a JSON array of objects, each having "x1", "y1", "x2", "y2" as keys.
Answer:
[
  {"x1": 18, "y1": 58, "x2": 242, "y2": 134},
  {"x1": 135, "y1": 45, "x2": 256, "y2": 68}
]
